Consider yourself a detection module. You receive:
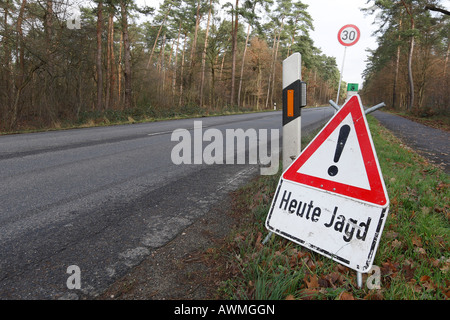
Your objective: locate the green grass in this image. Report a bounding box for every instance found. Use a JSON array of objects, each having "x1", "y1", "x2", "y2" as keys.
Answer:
[{"x1": 216, "y1": 115, "x2": 449, "y2": 300}]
